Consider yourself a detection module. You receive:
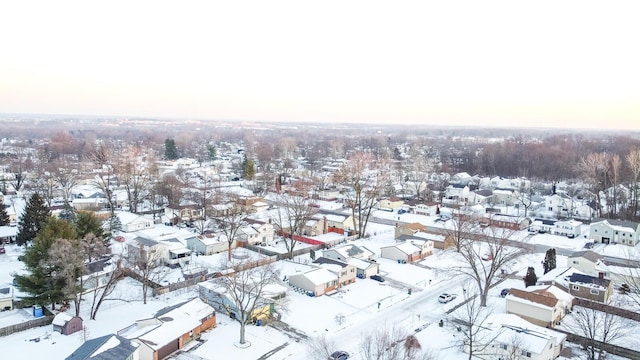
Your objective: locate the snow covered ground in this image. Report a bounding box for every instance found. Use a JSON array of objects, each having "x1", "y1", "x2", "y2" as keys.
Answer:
[{"x1": 2, "y1": 201, "x2": 640, "y2": 359}]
